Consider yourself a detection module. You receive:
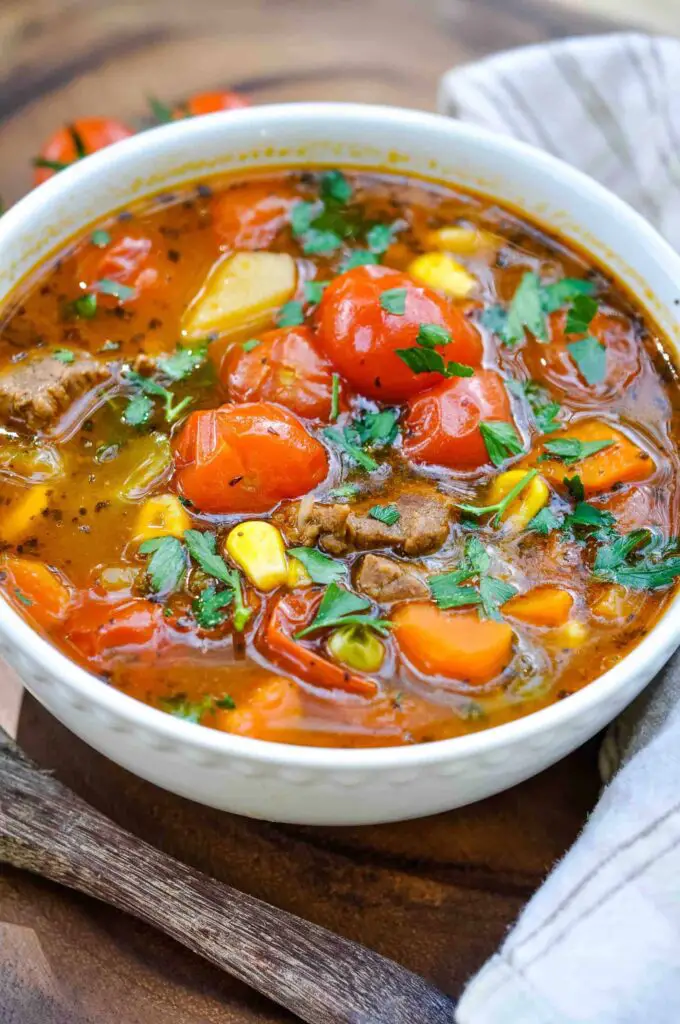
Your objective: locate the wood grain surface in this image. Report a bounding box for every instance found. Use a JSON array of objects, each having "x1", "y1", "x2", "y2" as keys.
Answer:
[{"x1": 0, "y1": 1, "x2": 675, "y2": 1021}]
